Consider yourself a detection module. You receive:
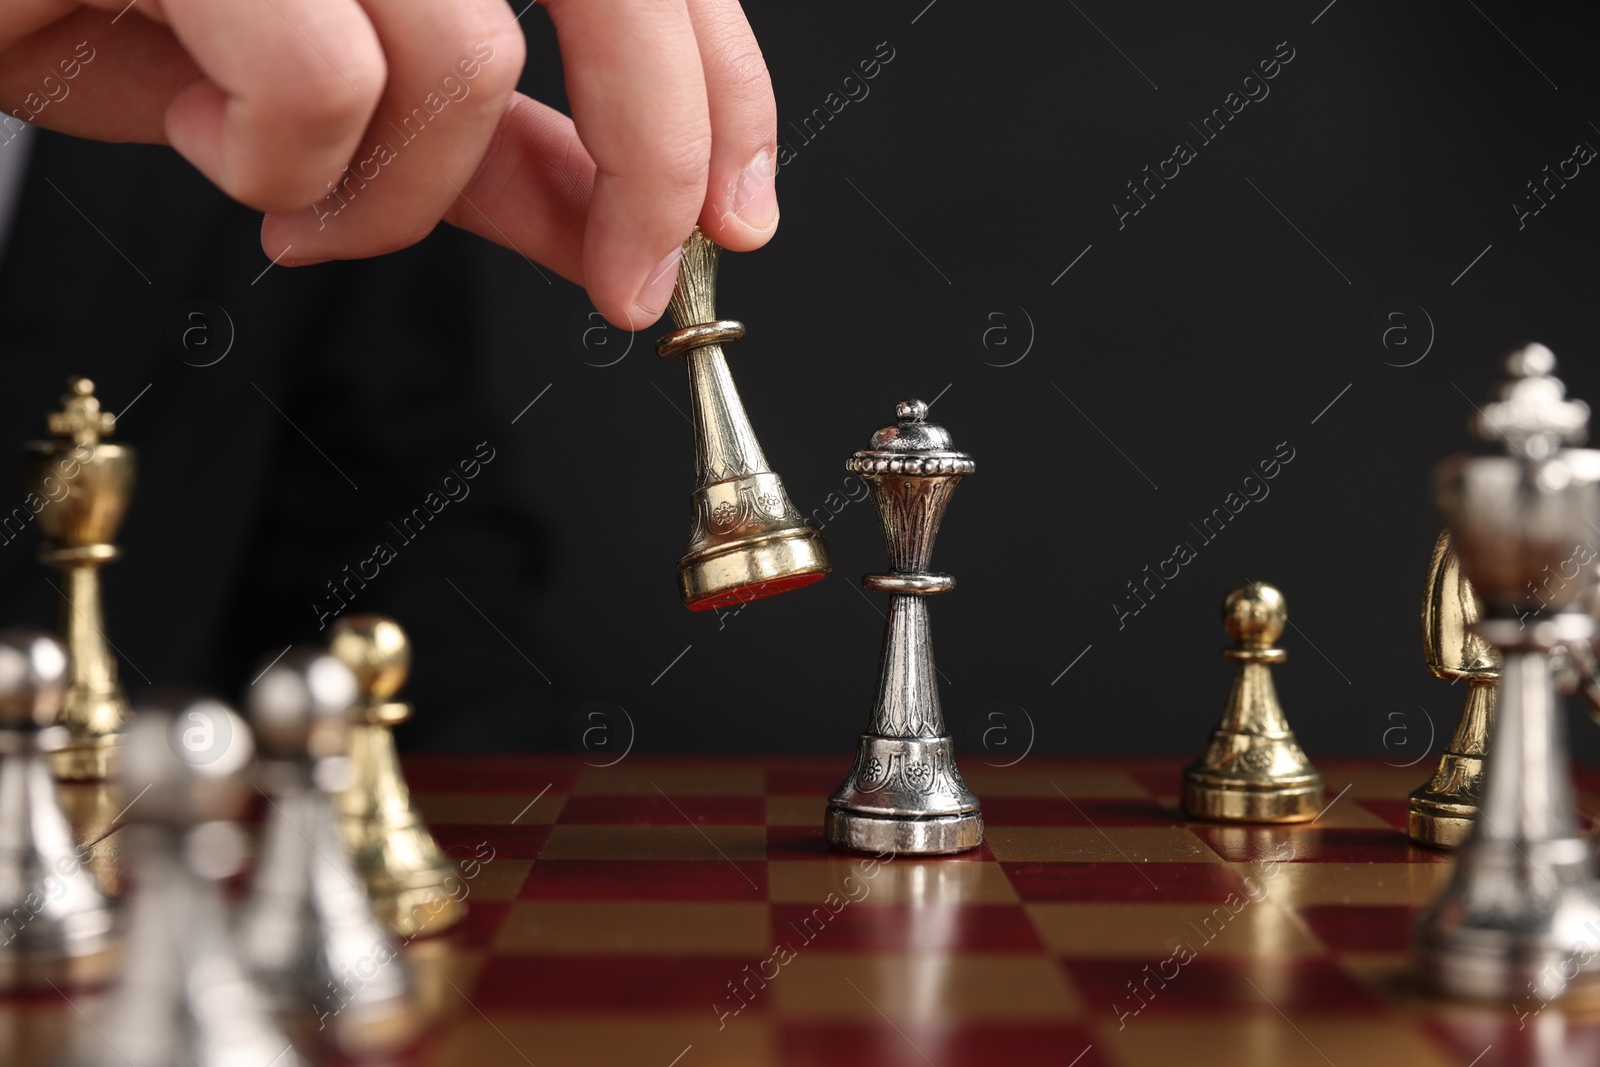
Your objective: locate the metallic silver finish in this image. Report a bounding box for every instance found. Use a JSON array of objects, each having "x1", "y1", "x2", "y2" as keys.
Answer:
[
  {"x1": 1415, "y1": 345, "x2": 1600, "y2": 1003},
  {"x1": 0, "y1": 628, "x2": 116, "y2": 991},
  {"x1": 826, "y1": 400, "x2": 982, "y2": 856},
  {"x1": 66, "y1": 701, "x2": 300, "y2": 1067},
  {"x1": 239, "y1": 648, "x2": 416, "y2": 1056}
]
